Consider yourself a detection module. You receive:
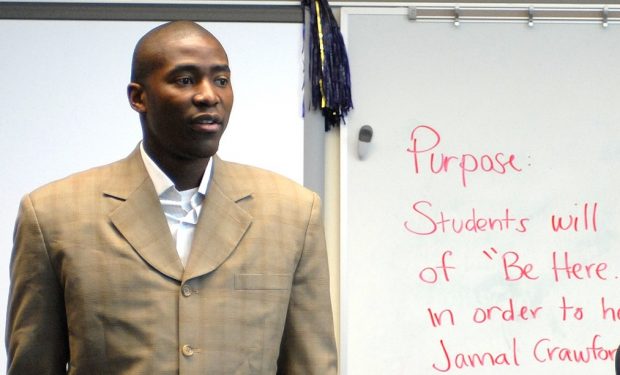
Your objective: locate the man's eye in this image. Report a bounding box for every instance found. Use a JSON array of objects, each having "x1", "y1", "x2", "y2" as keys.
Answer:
[
  {"x1": 215, "y1": 78, "x2": 229, "y2": 87},
  {"x1": 176, "y1": 77, "x2": 193, "y2": 85}
]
